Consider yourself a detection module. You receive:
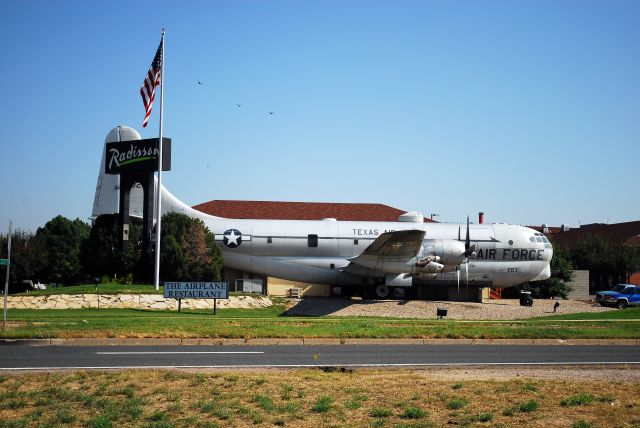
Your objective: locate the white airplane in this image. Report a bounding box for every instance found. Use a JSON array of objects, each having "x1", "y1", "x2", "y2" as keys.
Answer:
[{"x1": 93, "y1": 126, "x2": 552, "y2": 300}]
